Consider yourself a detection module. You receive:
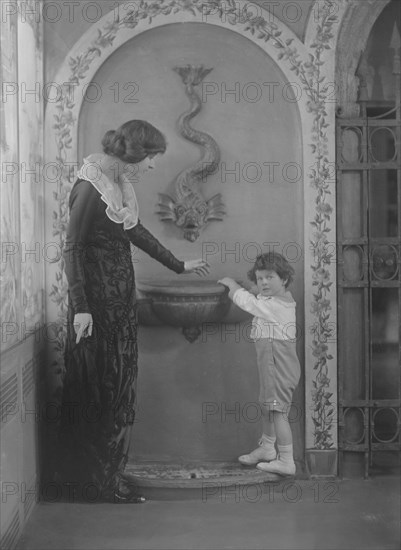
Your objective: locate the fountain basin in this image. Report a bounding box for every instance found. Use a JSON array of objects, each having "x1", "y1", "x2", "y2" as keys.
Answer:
[
  {"x1": 136, "y1": 279, "x2": 231, "y2": 328},
  {"x1": 125, "y1": 461, "x2": 283, "y2": 500}
]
